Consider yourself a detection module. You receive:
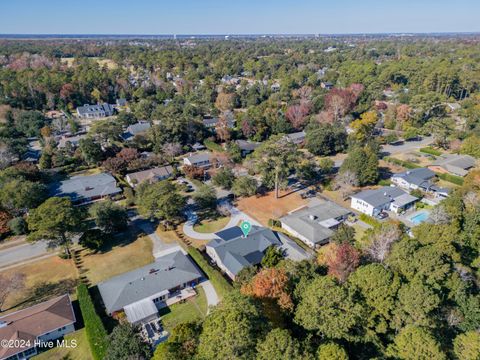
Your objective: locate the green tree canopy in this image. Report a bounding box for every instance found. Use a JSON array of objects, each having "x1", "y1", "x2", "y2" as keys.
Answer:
[{"x1": 135, "y1": 181, "x2": 186, "y2": 222}]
